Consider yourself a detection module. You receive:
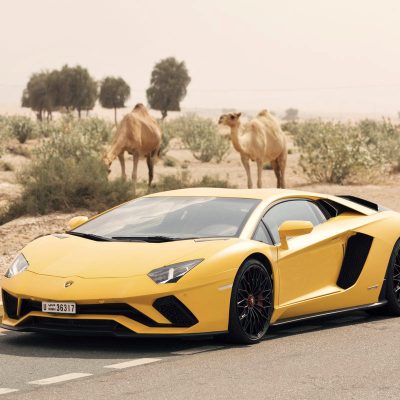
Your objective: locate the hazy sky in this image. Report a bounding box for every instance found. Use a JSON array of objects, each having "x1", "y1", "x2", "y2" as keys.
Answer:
[{"x1": 1, "y1": 0, "x2": 400, "y2": 115}]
